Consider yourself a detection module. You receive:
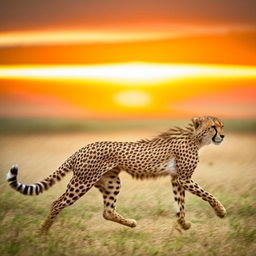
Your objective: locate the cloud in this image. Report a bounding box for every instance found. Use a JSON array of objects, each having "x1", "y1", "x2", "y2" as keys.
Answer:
[
  {"x1": 1, "y1": 0, "x2": 256, "y2": 31},
  {"x1": 0, "y1": 24, "x2": 255, "y2": 48},
  {"x1": 170, "y1": 87, "x2": 256, "y2": 118}
]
